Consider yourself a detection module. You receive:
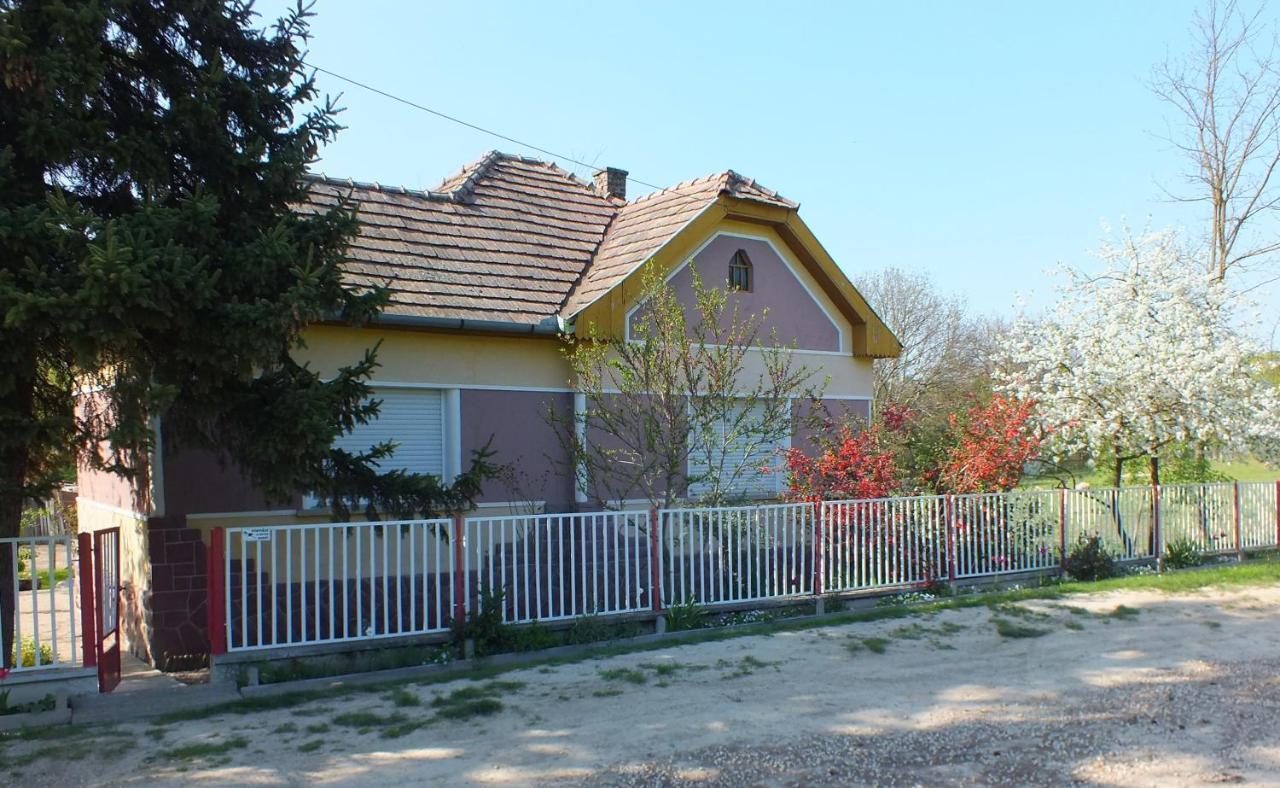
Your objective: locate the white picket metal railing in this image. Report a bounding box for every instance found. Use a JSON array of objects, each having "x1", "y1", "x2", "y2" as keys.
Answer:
[
  {"x1": 464, "y1": 510, "x2": 652, "y2": 624},
  {"x1": 215, "y1": 480, "x2": 1280, "y2": 657},
  {"x1": 821, "y1": 496, "x2": 946, "y2": 591},
  {"x1": 2, "y1": 535, "x2": 79, "y2": 672},
  {"x1": 223, "y1": 519, "x2": 455, "y2": 652},
  {"x1": 662, "y1": 502, "x2": 813, "y2": 607}
]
